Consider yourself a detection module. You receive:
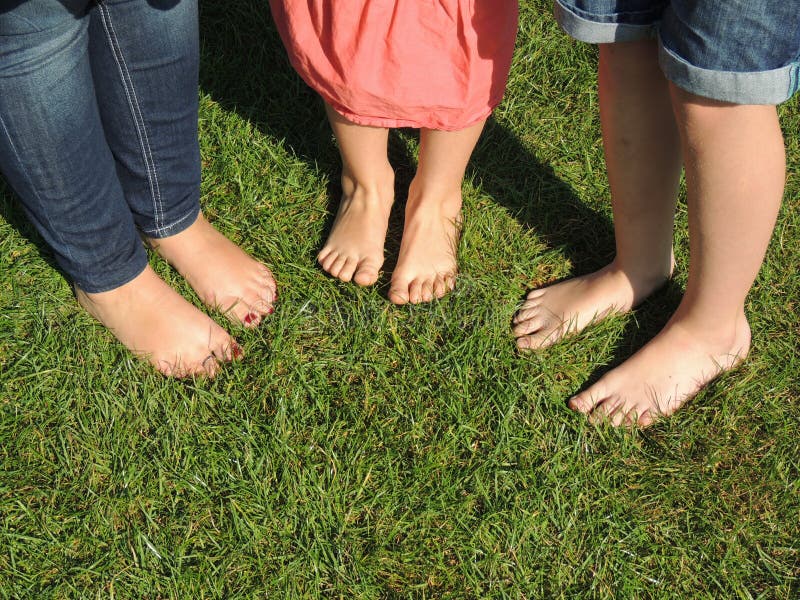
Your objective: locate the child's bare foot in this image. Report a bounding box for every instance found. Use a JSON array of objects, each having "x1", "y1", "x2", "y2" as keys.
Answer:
[
  {"x1": 568, "y1": 312, "x2": 751, "y2": 427},
  {"x1": 318, "y1": 165, "x2": 395, "y2": 286},
  {"x1": 388, "y1": 182, "x2": 461, "y2": 305},
  {"x1": 513, "y1": 261, "x2": 672, "y2": 349},
  {"x1": 147, "y1": 213, "x2": 277, "y2": 328},
  {"x1": 76, "y1": 266, "x2": 240, "y2": 378}
]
